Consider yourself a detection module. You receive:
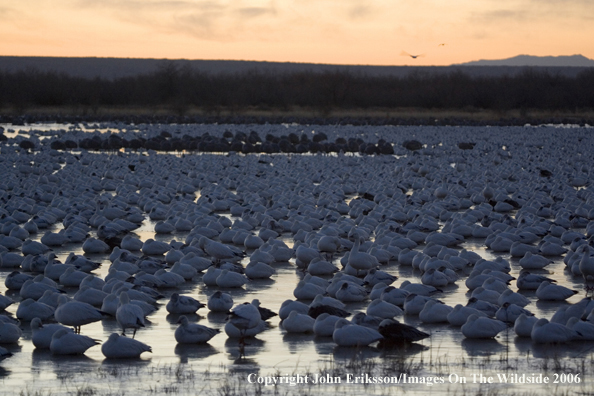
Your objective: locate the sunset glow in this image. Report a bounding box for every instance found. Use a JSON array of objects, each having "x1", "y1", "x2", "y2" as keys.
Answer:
[{"x1": 1, "y1": 0, "x2": 593, "y2": 66}]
